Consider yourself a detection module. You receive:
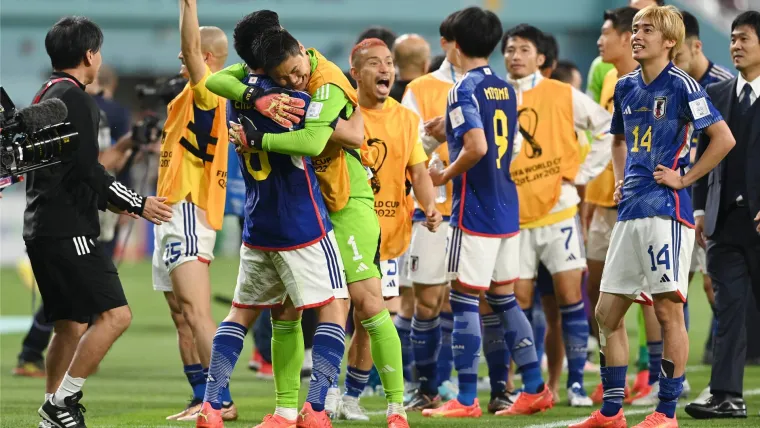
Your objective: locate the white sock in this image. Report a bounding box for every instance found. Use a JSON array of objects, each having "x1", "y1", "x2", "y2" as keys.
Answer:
[
  {"x1": 387, "y1": 402, "x2": 406, "y2": 418},
  {"x1": 45, "y1": 393, "x2": 53, "y2": 402},
  {"x1": 274, "y1": 407, "x2": 298, "y2": 420},
  {"x1": 52, "y1": 373, "x2": 85, "y2": 407}
]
